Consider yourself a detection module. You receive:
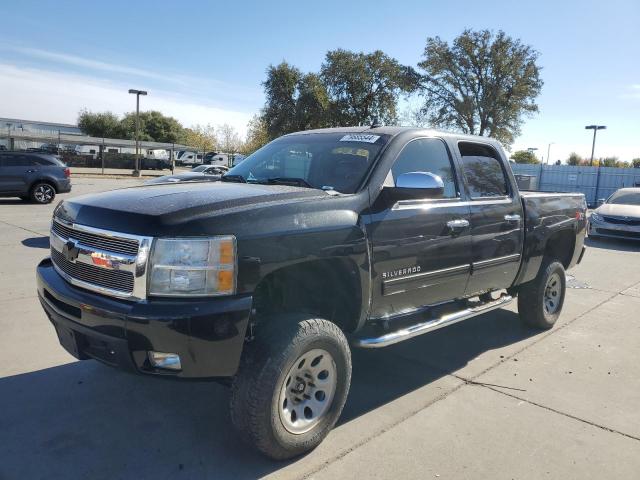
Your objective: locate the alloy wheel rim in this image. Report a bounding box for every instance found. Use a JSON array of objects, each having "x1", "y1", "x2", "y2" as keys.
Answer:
[
  {"x1": 35, "y1": 185, "x2": 54, "y2": 202},
  {"x1": 544, "y1": 272, "x2": 562, "y2": 314},
  {"x1": 278, "y1": 348, "x2": 337, "y2": 435}
]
